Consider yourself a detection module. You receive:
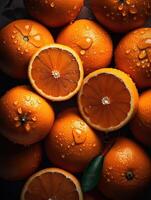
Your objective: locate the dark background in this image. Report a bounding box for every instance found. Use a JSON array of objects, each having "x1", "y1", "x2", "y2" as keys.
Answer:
[{"x1": 0, "y1": 0, "x2": 151, "y2": 200}]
